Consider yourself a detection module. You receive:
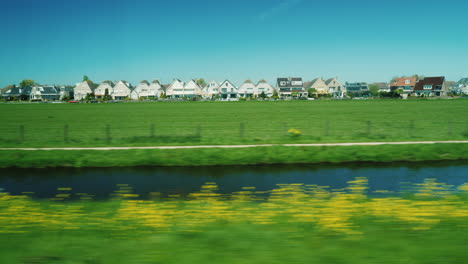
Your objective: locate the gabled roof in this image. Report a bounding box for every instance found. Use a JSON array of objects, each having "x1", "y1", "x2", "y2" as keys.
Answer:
[
  {"x1": 41, "y1": 86, "x2": 59, "y2": 94},
  {"x1": 152, "y1": 80, "x2": 161, "y2": 84},
  {"x1": 84, "y1": 80, "x2": 97, "y2": 90},
  {"x1": 140, "y1": 80, "x2": 150, "y2": 85},
  {"x1": 325, "y1": 78, "x2": 337, "y2": 85},
  {"x1": 184, "y1": 79, "x2": 202, "y2": 89},
  {"x1": 3, "y1": 86, "x2": 32, "y2": 95},
  {"x1": 310, "y1": 78, "x2": 319, "y2": 85},
  {"x1": 243, "y1": 80, "x2": 254, "y2": 84},
  {"x1": 305, "y1": 78, "x2": 327, "y2": 89},
  {"x1": 414, "y1": 77, "x2": 445, "y2": 90},
  {"x1": 1, "y1": 85, "x2": 15, "y2": 94},
  {"x1": 101, "y1": 80, "x2": 114, "y2": 87},
  {"x1": 390, "y1": 77, "x2": 417, "y2": 87},
  {"x1": 277, "y1": 77, "x2": 303, "y2": 88},
  {"x1": 219, "y1": 80, "x2": 237, "y2": 88},
  {"x1": 256, "y1": 80, "x2": 271, "y2": 87},
  {"x1": 456, "y1": 78, "x2": 468, "y2": 85},
  {"x1": 372, "y1": 82, "x2": 389, "y2": 89}
]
